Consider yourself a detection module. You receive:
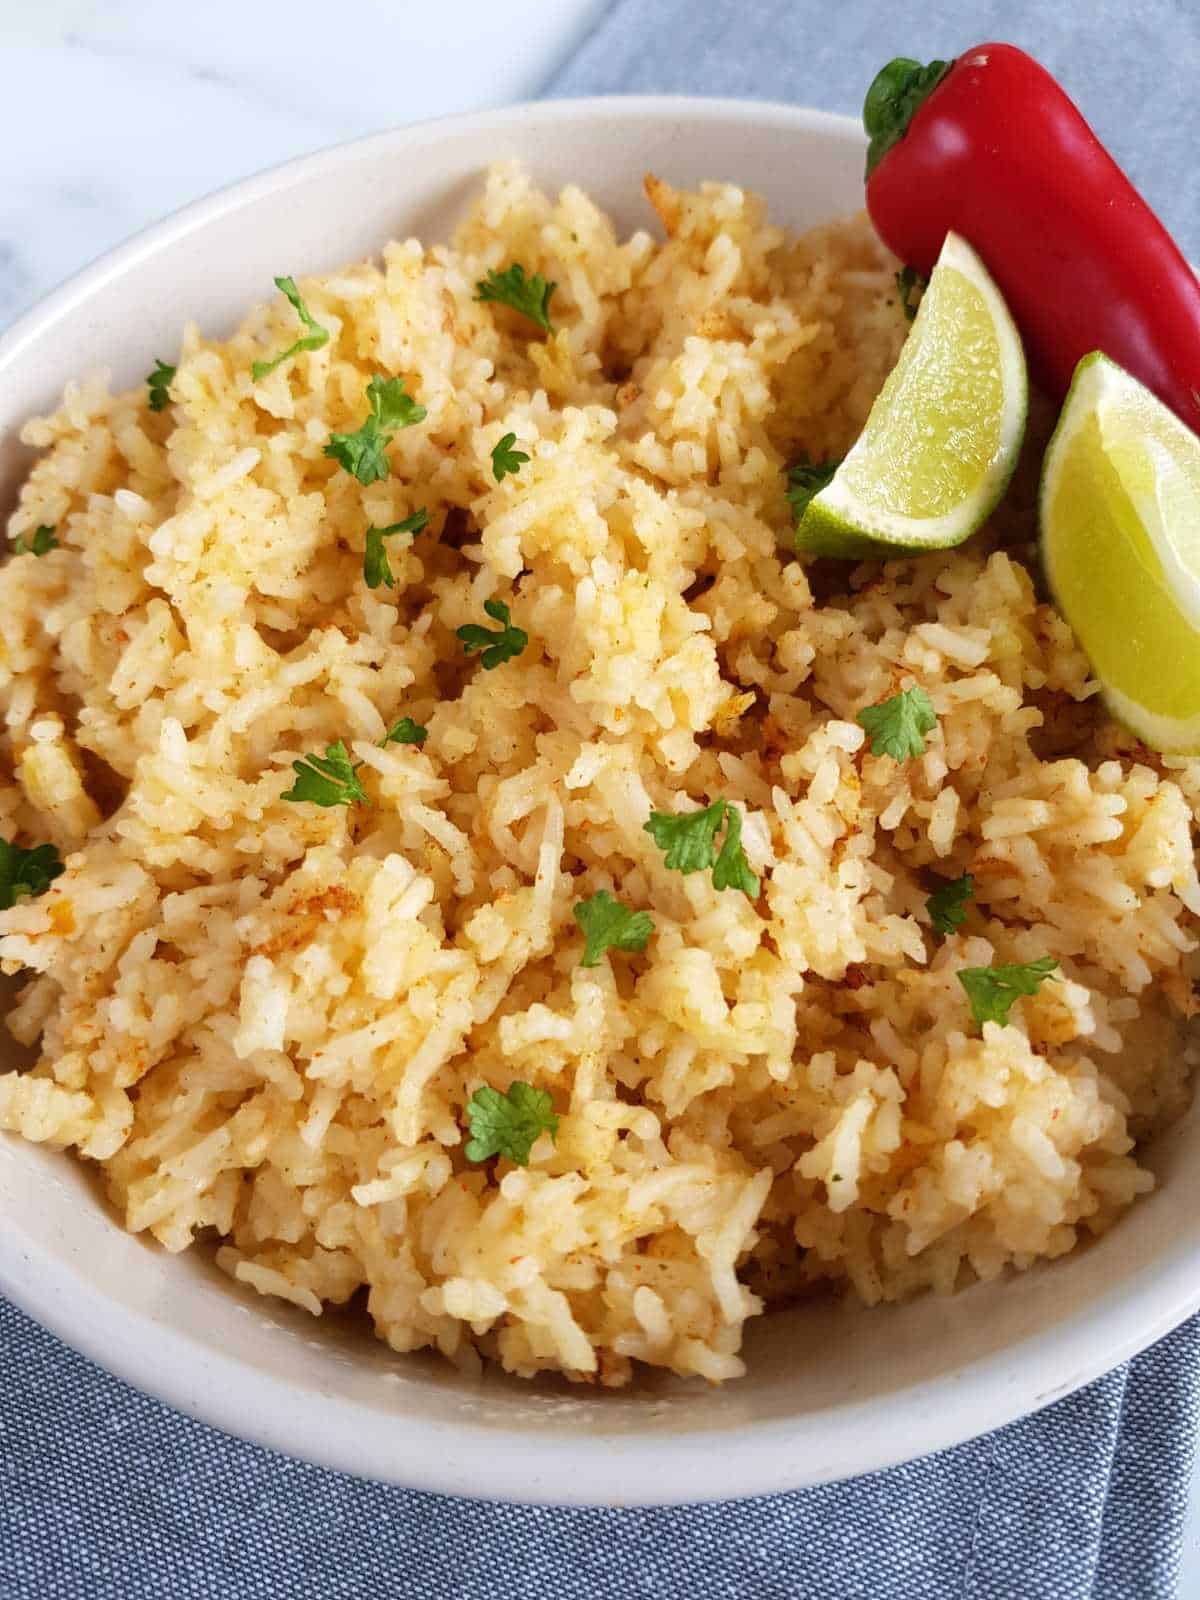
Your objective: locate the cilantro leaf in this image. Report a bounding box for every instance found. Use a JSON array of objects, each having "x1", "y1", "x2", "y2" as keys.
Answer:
[
  {"x1": 573, "y1": 890, "x2": 655, "y2": 967},
  {"x1": 147, "y1": 359, "x2": 176, "y2": 413},
  {"x1": 645, "y1": 800, "x2": 725, "y2": 874},
  {"x1": 12, "y1": 525, "x2": 58, "y2": 557},
  {"x1": 957, "y1": 957, "x2": 1059, "y2": 1029},
  {"x1": 926, "y1": 873, "x2": 974, "y2": 938},
  {"x1": 324, "y1": 375, "x2": 427, "y2": 485},
  {"x1": 363, "y1": 509, "x2": 429, "y2": 590},
  {"x1": 896, "y1": 265, "x2": 927, "y2": 323},
  {"x1": 0, "y1": 839, "x2": 65, "y2": 911},
  {"x1": 464, "y1": 1081, "x2": 559, "y2": 1165},
  {"x1": 711, "y1": 802, "x2": 760, "y2": 897},
  {"x1": 367, "y1": 375, "x2": 426, "y2": 432},
  {"x1": 326, "y1": 423, "x2": 390, "y2": 486},
  {"x1": 456, "y1": 598, "x2": 528, "y2": 670},
  {"x1": 251, "y1": 275, "x2": 330, "y2": 380},
  {"x1": 857, "y1": 686, "x2": 937, "y2": 761},
  {"x1": 785, "y1": 455, "x2": 839, "y2": 524},
  {"x1": 475, "y1": 264, "x2": 556, "y2": 333},
  {"x1": 380, "y1": 717, "x2": 427, "y2": 747},
  {"x1": 281, "y1": 741, "x2": 369, "y2": 807},
  {"x1": 644, "y1": 799, "x2": 759, "y2": 898},
  {"x1": 491, "y1": 432, "x2": 530, "y2": 482}
]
